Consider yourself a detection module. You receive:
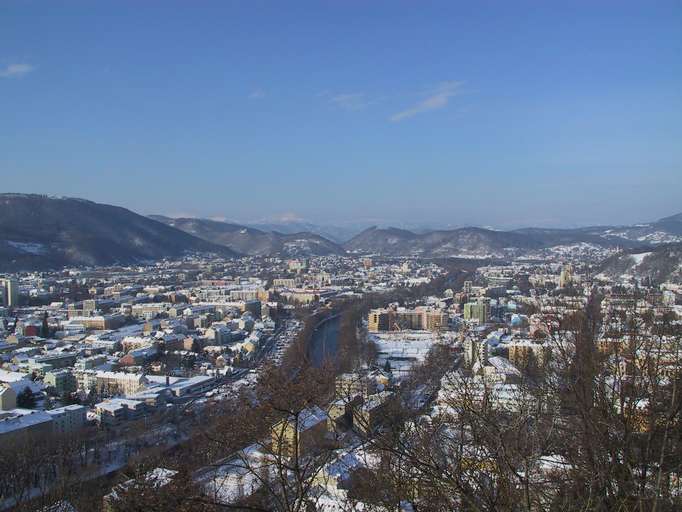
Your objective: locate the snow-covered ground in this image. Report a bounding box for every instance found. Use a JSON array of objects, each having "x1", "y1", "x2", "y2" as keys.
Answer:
[{"x1": 370, "y1": 331, "x2": 440, "y2": 380}]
